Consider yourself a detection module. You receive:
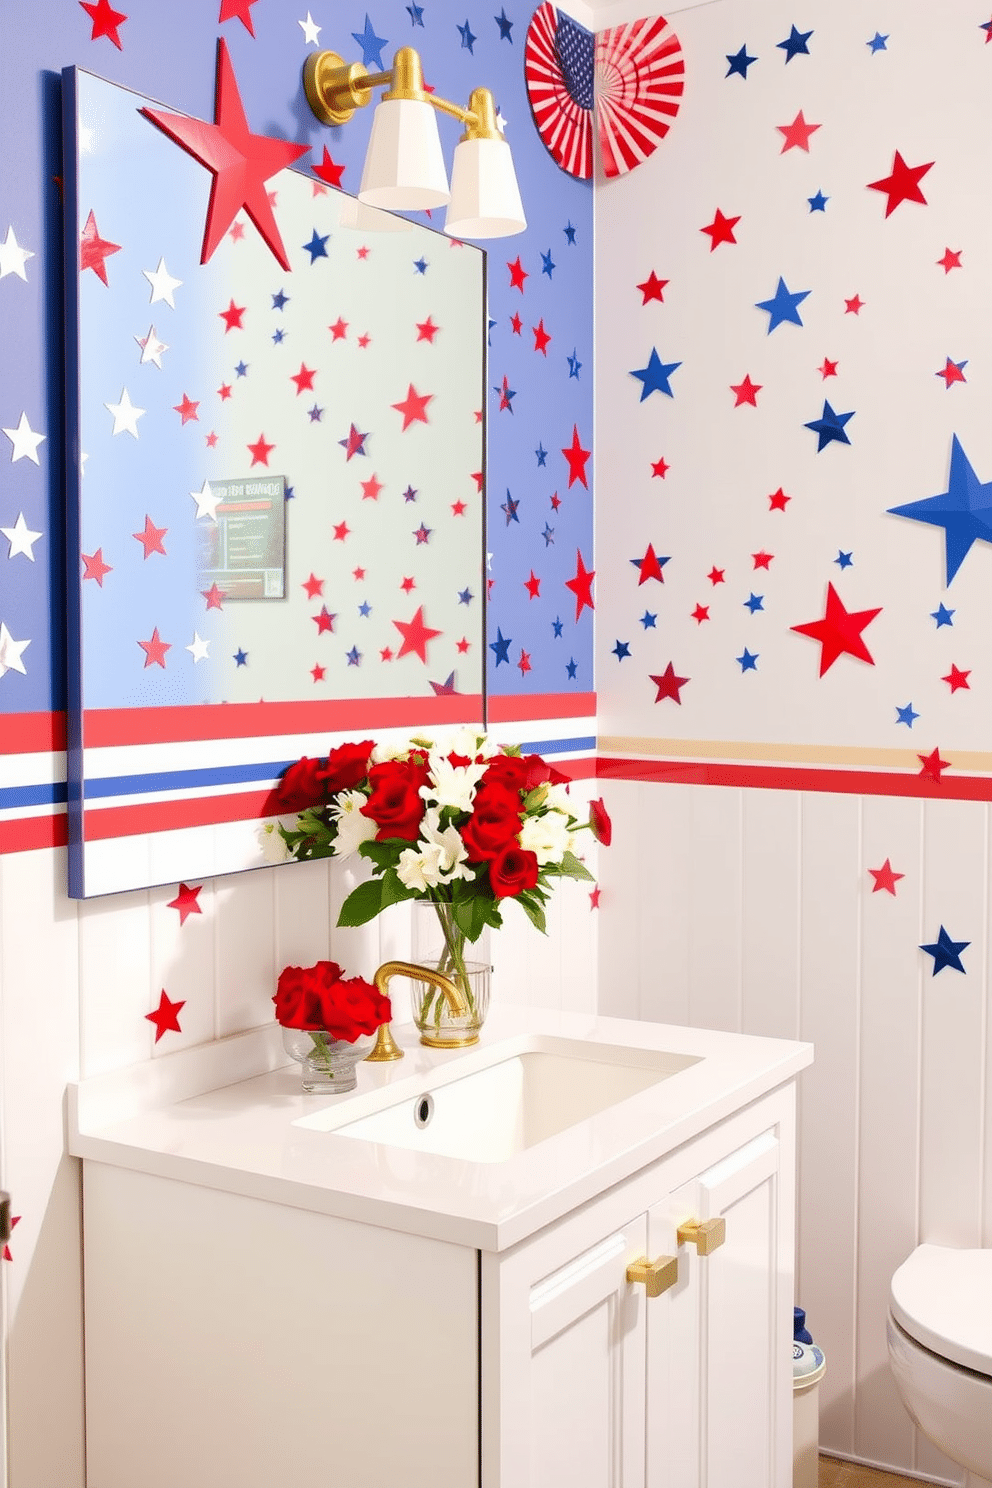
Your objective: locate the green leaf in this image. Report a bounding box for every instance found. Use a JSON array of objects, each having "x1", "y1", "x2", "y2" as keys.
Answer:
[
  {"x1": 555, "y1": 850, "x2": 595, "y2": 882},
  {"x1": 380, "y1": 871, "x2": 415, "y2": 909},
  {"x1": 513, "y1": 893, "x2": 547, "y2": 935},
  {"x1": 337, "y1": 878, "x2": 387, "y2": 928}
]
